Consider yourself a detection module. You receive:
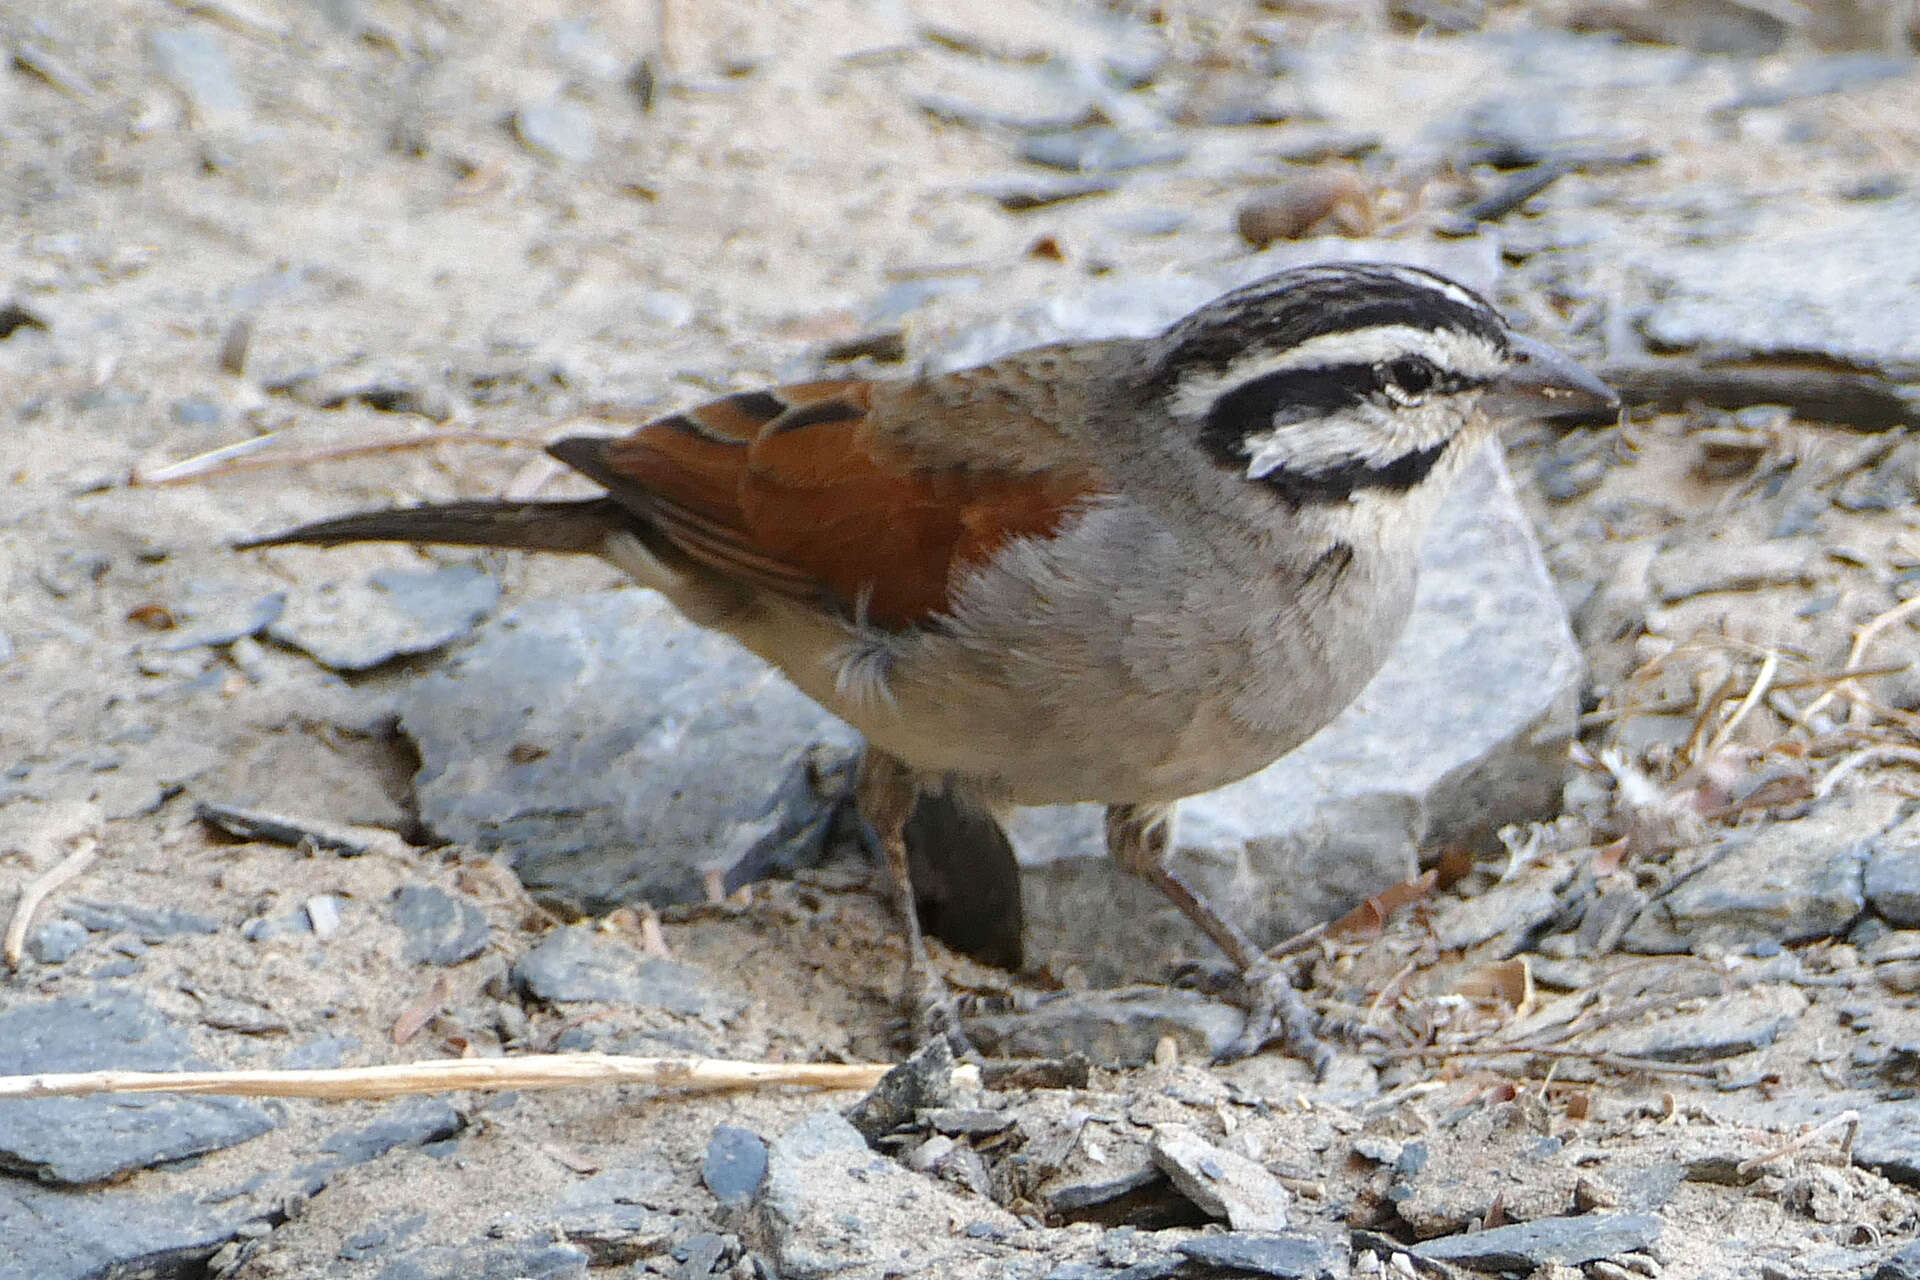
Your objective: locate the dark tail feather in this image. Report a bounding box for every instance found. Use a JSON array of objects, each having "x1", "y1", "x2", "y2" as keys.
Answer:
[
  {"x1": 235, "y1": 497, "x2": 629, "y2": 553},
  {"x1": 905, "y1": 786, "x2": 1026, "y2": 971}
]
